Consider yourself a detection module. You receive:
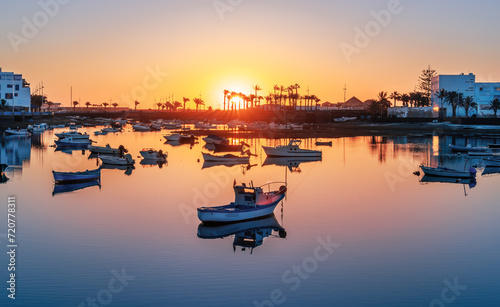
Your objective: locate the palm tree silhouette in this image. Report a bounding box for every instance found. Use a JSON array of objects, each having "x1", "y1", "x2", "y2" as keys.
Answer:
[
  {"x1": 435, "y1": 89, "x2": 447, "y2": 109},
  {"x1": 72, "y1": 100, "x2": 79, "y2": 112},
  {"x1": 193, "y1": 98, "x2": 204, "y2": 111},
  {"x1": 134, "y1": 100, "x2": 140, "y2": 111},
  {"x1": 112, "y1": 102, "x2": 118, "y2": 111},
  {"x1": 85, "y1": 102, "x2": 91, "y2": 110},
  {"x1": 174, "y1": 101, "x2": 182, "y2": 111},
  {"x1": 253, "y1": 84, "x2": 262, "y2": 108},
  {"x1": 490, "y1": 98, "x2": 500, "y2": 117},
  {"x1": 183, "y1": 97, "x2": 190, "y2": 111},
  {"x1": 102, "y1": 102, "x2": 109, "y2": 110},
  {"x1": 223, "y1": 89, "x2": 229, "y2": 111},
  {"x1": 389, "y1": 91, "x2": 400, "y2": 107}
]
